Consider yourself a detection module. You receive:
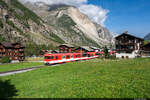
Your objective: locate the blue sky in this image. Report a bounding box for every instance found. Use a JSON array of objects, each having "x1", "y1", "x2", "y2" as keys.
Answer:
[{"x1": 88, "y1": 0, "x2": 150, "y2": 37}]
